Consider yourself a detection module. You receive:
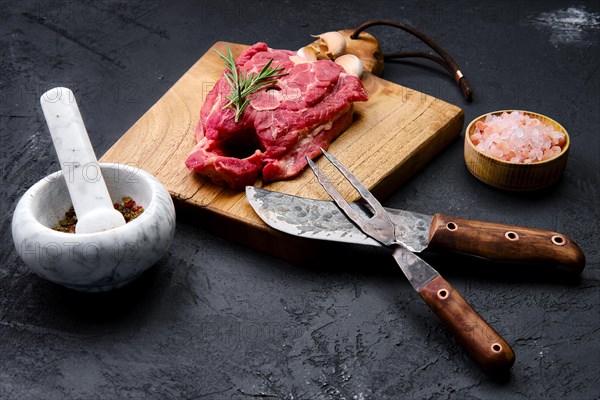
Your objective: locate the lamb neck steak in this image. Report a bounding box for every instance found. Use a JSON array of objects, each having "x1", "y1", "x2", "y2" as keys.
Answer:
[{"x1": 185, "y1": 42, "x2": 369, "y2": 190}]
